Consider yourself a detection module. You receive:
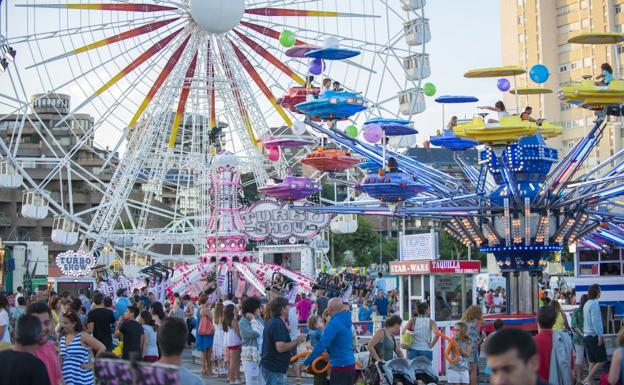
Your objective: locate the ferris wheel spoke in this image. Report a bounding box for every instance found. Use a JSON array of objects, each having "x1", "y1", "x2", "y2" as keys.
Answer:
[
  {"x1": 129, "y1": 34, "x2": 192, "y2": 128},
  {"x1": 16, "y1": 3, "x2": 178, "y2": 12},
  {"x1": 55, "y1": 27, "x2": 186, "y2": 127},
  {"x1": 239, "y1": 21, "x2": 306, "y2": 46},
  {"x1": 168, "y1": 50, "x2": 199, "y2": 149},
  {"x1": 229, "y1": 39, "x2": 292, "y2": 127},
  {"x1": 231, "y1": 29, "x2": 304, "y2": 85},
  {"x1": 245, "y1": 7, "x2": 379, "y2": 18},
  {"x1": 26, "y1": 18, "x2": 182, "y2": 69}
]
